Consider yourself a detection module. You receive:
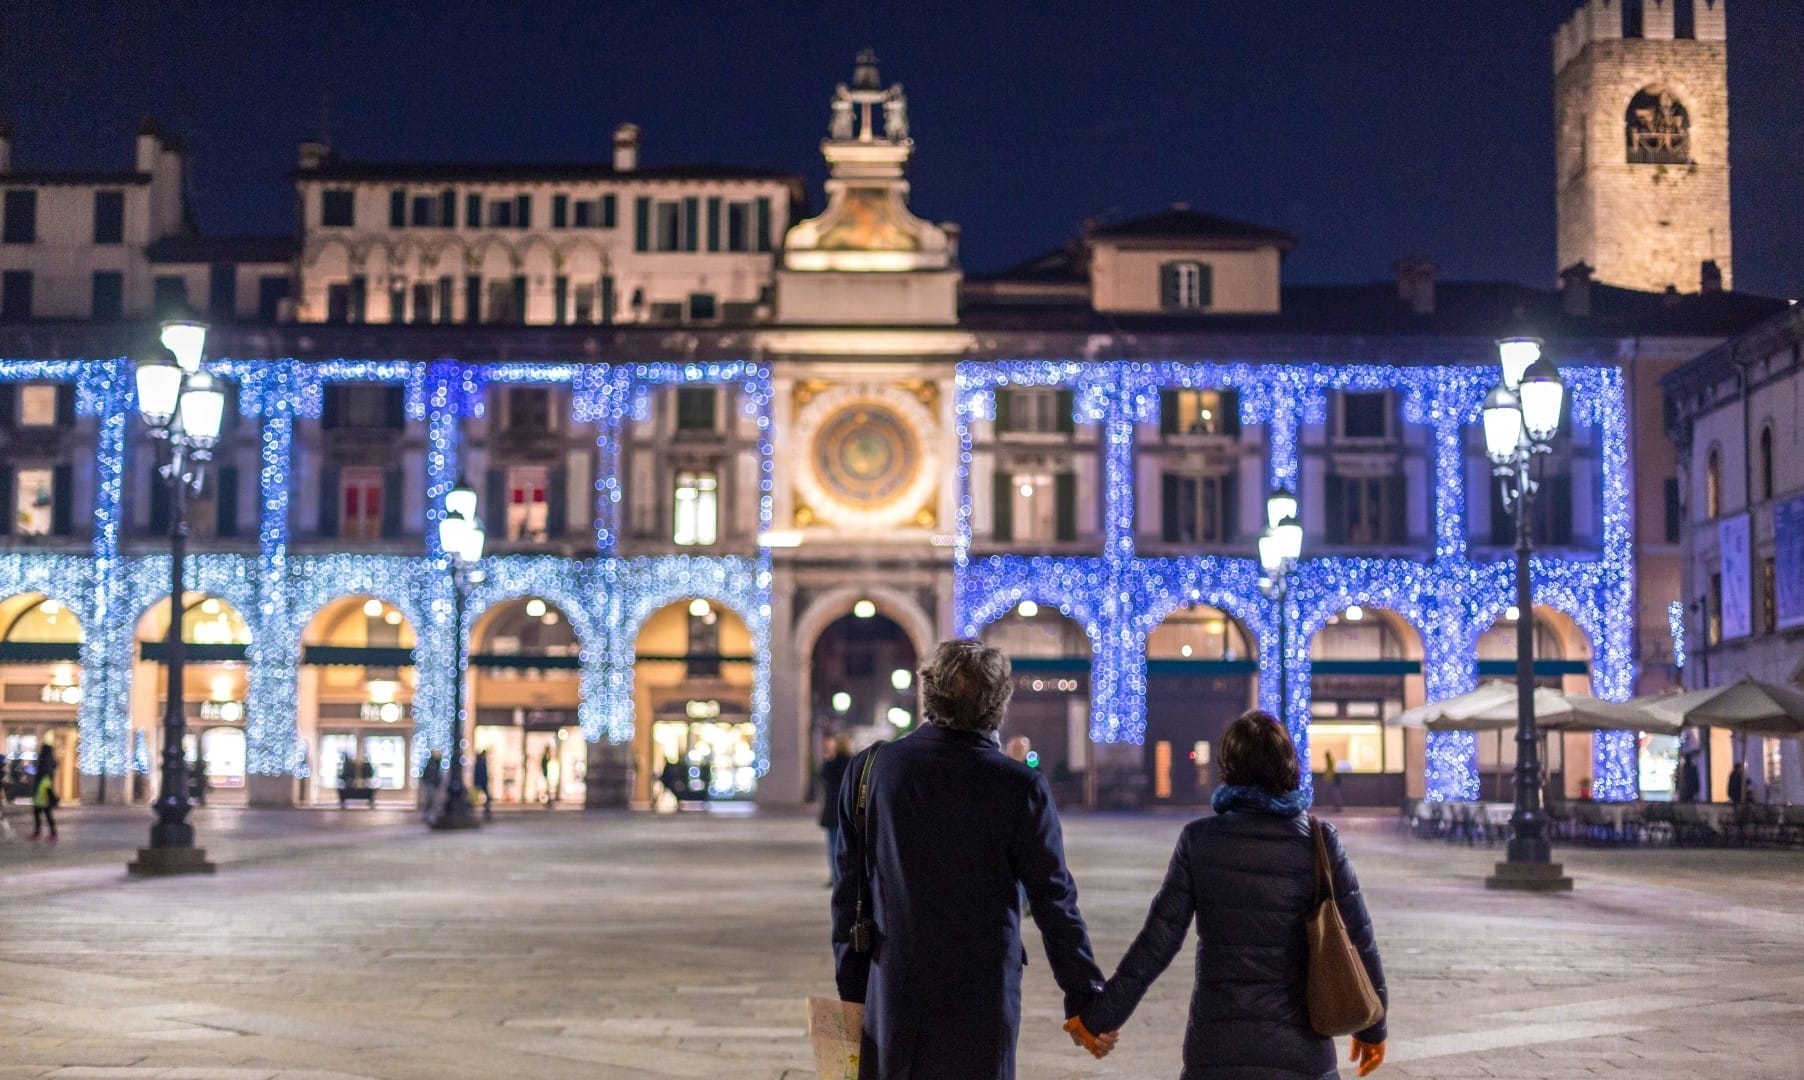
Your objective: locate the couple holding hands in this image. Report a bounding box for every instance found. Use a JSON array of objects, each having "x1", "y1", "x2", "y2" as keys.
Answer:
[{"x1": 830, "y1": 640, "x2": 1388, "y2": 1079}]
